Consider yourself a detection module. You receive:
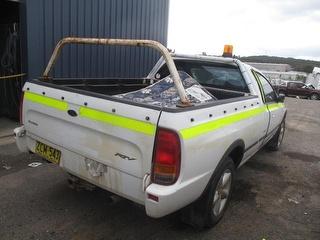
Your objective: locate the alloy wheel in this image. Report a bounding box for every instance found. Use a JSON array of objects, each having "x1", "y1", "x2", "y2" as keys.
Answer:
[{"x1": 212, "y1": 169, "x2": 232, "y2": 216}]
